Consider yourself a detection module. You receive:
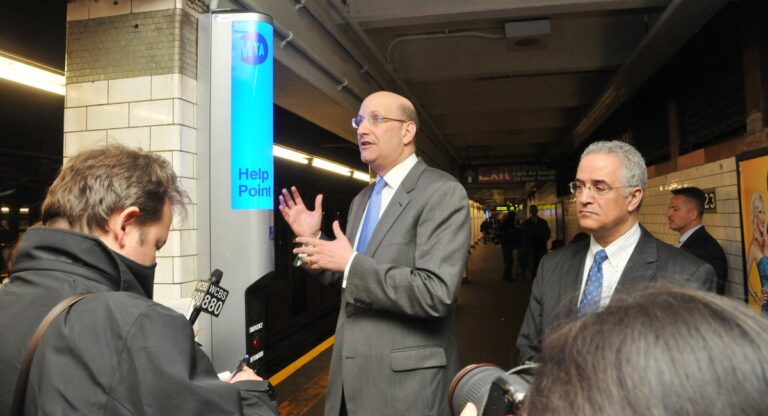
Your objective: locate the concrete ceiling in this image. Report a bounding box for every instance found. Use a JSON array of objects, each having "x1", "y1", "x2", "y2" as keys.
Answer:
[{"x1": 326, "y1": 0, "x2": 670, "y2": 205}]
